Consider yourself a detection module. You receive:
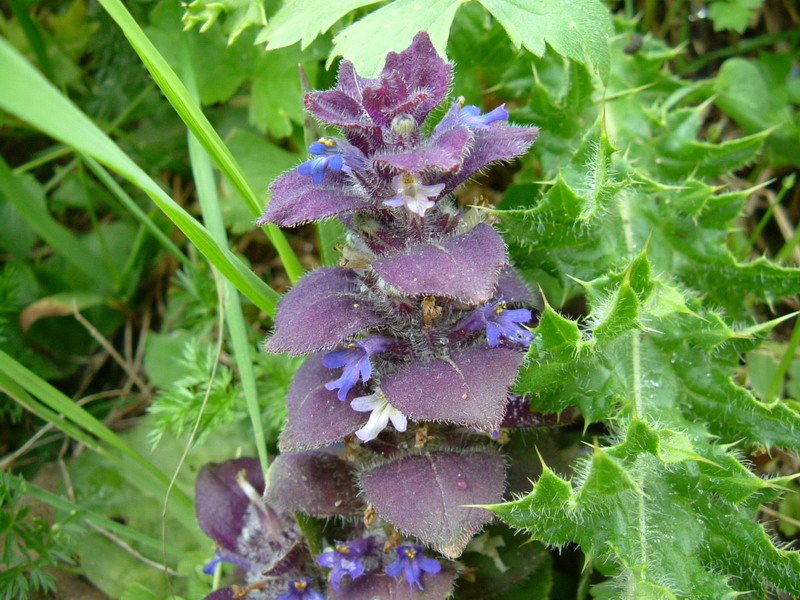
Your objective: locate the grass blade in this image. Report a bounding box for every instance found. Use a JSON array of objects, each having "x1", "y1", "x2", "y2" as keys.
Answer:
[
  {"x1": 182, "y1": 38, "x2": 270, "y2": 478},
  {"x1": 0, "y1": 370, "x2": 196, "y2": 531},
  {"x1": 81, "y1": 154, "x2": 190, "y2": 267},
  {"x1": 0, "y1": 37, "x2": 280, "y2": 316},
  {"x1": 19, "y1": 478, "x2": 184, "y2": 560},
  {"x1": 0, "y1": 351, "x2": 194, "y2": 514},
  {"x1": 94, "y1": 0, "x2": 304, "y2": 283}
]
